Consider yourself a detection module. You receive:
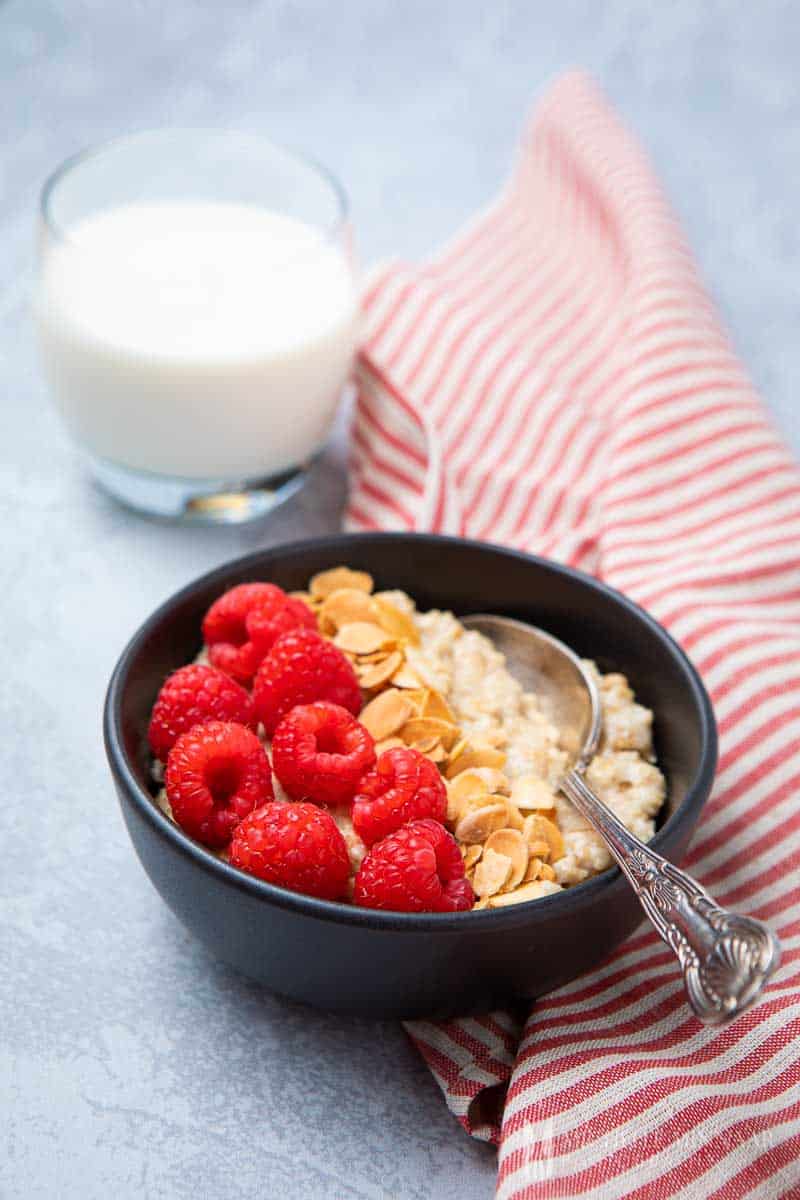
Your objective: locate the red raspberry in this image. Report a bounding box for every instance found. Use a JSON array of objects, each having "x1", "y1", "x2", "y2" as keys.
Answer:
[
  {"x1": 353, "y1": 819, "x2": 474, "y2": 913},
  {"x1": 148, "y1": 664, "x2": 255, "y2": 761},
  {"x1": 165, "y1": 720, "x2": 273, "y2": 849},
  {"x1": 271, "y1": 701, "x2": 375, "y2": 806},
  {"x1": 252, "y1": 628, "x2": 362, "y2": 736},
  {"x1": 230, "y1": 801, "x2": 350, "y2": 900},
  {"x1": 202, "y1": 583, "x2": 316, "y2": 685},
  {"x1": 351, "y1": 747, "x2": 447, "y2": 846}
]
